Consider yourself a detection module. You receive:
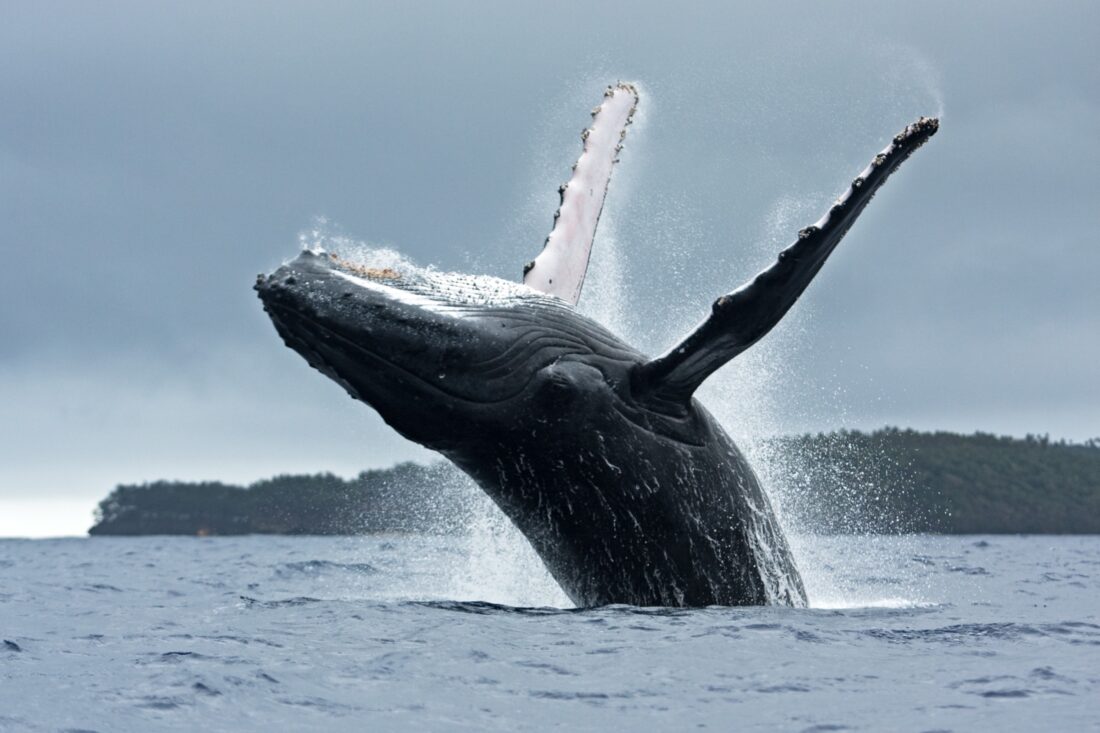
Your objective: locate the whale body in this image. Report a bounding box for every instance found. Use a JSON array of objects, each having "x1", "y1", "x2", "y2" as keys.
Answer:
[{"x1": 255, "y1": 84, "x2": 938, "y2": 607}]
